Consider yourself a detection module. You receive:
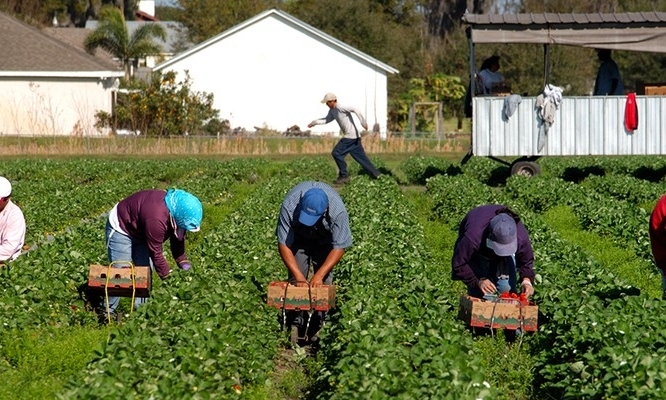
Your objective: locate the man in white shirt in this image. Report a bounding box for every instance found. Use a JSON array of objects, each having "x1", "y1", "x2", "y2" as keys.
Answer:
[
  {"x1": 308, "y1": 93, "x2": 382, "y2": 184},
  {"x1": 0, "y1": 176, "x2": 26, "y2": 263},
  {"x1": 477, "y1": 55, "x2": 504, "y2": 94}
]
